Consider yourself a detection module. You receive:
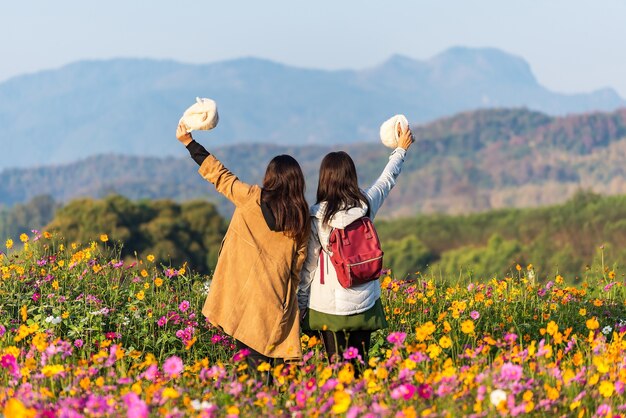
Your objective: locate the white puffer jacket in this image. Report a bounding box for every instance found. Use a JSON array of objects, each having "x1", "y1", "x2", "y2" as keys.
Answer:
[{"x1": 298, "y1": 148, "x2": 406, "y2": 315}]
